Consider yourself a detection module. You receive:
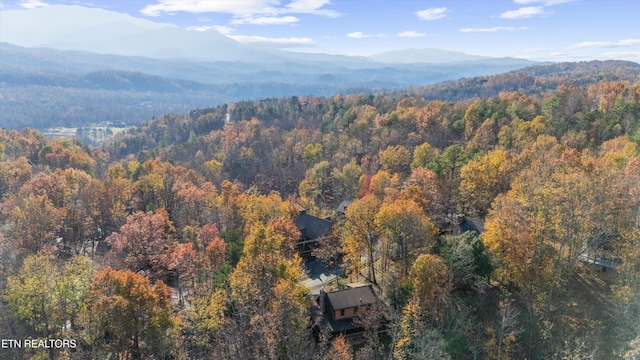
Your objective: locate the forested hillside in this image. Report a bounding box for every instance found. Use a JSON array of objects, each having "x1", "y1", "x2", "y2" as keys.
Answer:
[
  {"x1": 401, "y1": 60, "x2": 640, "y2": 101},
  {"x1": 0, "y1": 42, "x2": 538, "y2": 130},
  {"x1": 1, "y1": 62, "x2": 640, "y2": 359}
]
